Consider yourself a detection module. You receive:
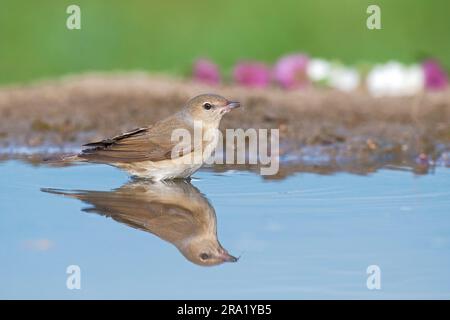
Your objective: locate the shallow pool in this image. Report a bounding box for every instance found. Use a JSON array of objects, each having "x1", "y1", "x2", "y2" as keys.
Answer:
[{"x1": 1, "y1": 160, "x2": 449, "y2": 299}]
